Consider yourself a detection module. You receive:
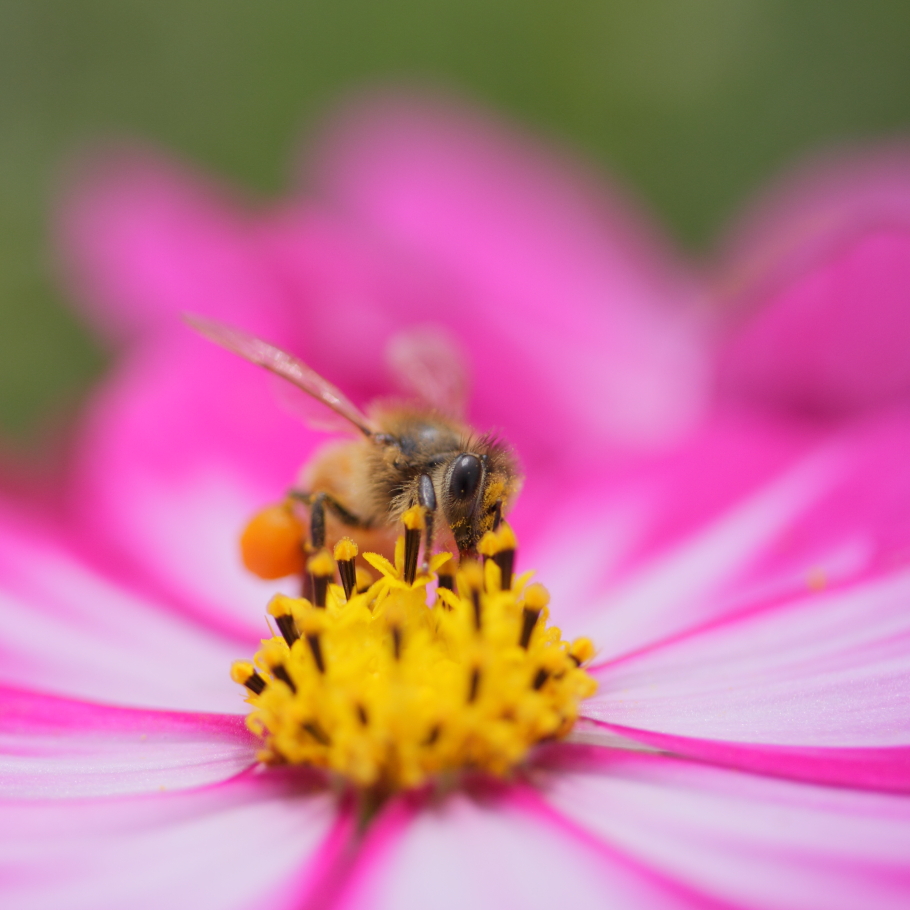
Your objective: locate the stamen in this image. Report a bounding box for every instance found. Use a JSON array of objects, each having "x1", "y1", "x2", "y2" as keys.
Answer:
[
  {"x1": 231, "y1": 661, "x2": 266, "y2": 695},
  {"x1": 494, "y1": 550, "x2": 515, "y2": 590},
  {"x1": 261, "y1": 640, "x2": 298, "y2": 693},
  {"x1": 306, "y1": 634, "x2": 325, "y2": 674},
  {"x1": 479, "y1": 522, "x2": 517, "y2": 590},
  {"x1": 272, "y1": 664, "x2": 297, "y2": 693},
  {"x1": 355, "y1": 565, "x2": 374, "y2": 593},
  {"x1": 334, "y1": 538, "x2": 359, "y2": 601},
  {"x1": 569, "y1": 637, "x2": 595, "y2": 666},
  {"x1": 402, "y1": 506, "x2": 424, "y2": 586},
  {"x1": 267, "y1": 595, "x2": 300, "y2": 646},
  {"x1": 232, "y1": 519, "x2": 597, "y2": 791},
  {"x1": 296, "y1": 604, "x2": 327, "y2": 673},
  {"x1": 436, "y1": 568, "x2": 455, "y2": 592},
  {"x1": 303, "y1": 720, "x2": 331, "y2": 746},
  {"x1": 520, "y1": 583, "x2": 550, "y2": 648},
  {"x1": 467, "y1": 666, "x2": 481, "y2": 703},
  {"x1": 519, "y1": 607, "x2": 540, "y2": 649},
  {"x1": 307, "y1": 550, "x2": 335, "y2": 608},
  {"x1": 460, "y1": 560, "x2": 484, "y2": 630},
  {"x1": 493, "y1": 526, "x2": 516, "y2": 590}
]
